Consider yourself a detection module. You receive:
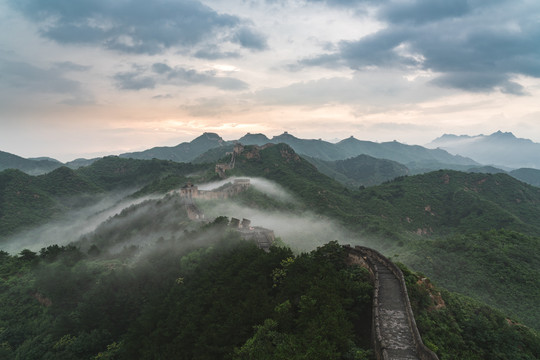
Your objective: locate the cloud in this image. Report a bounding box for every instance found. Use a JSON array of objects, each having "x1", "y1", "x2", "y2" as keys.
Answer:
[
  {"x1": 53, "y1": 61, "x2": 92, "y2": 72},
  {"x1": 114, "y1": 72, "x2": 157, "y2": 90},
  {"x1": 378, "y1": 0, "x2": 471, "y2": 25},
  {"x1": 251, "y1": 70, "x2": 448, "y2": 108},
  {"x1": 9, "y1": 0, "x2": 254, "y2": 55},
  {"x1": 302, "y1": 0, "x2": 382, "y2": 7},
  {"x1": 114, "y1": 63, "x2": 248, "y2": 91},
  {"x1": 295, "y1": 0, "x2": 540, "y2": 94},
  {"x1": 0, "y1": 59, "x2": 82, "y2": 93},
  {"x1": 431, "y1": 72, "x2": 526, "y2": 95},
  {"x1": 193, "y1": 48, "x2": 241, "y2": 60},
  {"x1": 0, "y1": 58, "x2": 96, "y2": 105},
  {"x1": 232, "y1": 27, "x2": 268, "y2": 51},
  {"x1": 152, "y1": 94, "x2": 173, "y2": 99}
]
